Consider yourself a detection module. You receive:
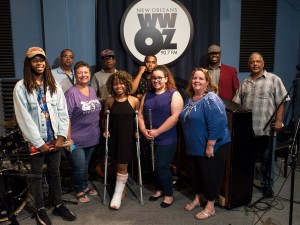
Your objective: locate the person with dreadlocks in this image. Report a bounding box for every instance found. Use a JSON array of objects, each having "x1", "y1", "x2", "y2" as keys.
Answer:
[
  {"x1": 13, "y1": 47, "x2": 76, "y2": 225},
  {"x1": 103, "y1": 70, "x2": 140, "y2": 209}
]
